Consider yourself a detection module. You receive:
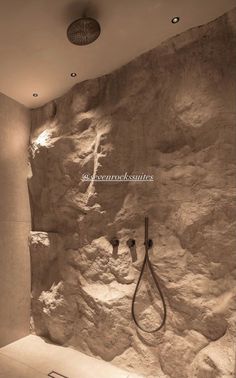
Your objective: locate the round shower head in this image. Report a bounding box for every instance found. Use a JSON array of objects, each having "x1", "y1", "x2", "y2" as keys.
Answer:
[{"x1": 67, "y1": 17, "x2": 101, "y2": 46}]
